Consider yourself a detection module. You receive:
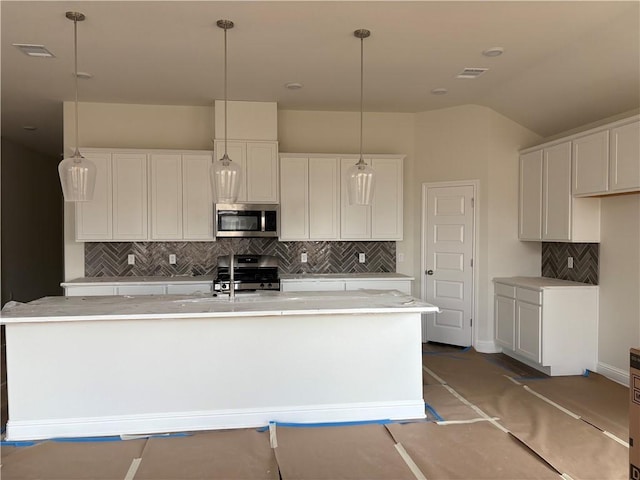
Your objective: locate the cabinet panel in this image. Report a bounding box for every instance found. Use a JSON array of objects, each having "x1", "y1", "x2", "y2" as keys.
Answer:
[
  {"x1": 75, "y1": 153, "x2": 113, "y2": 241},
  {"x1": 495, "y1": 294, "x2": 515, "y2": 350},
  {"x1": 64, "y1": 285, "x2": 116, "y2": 296},
  {"x1": 279, "y1": 157, "x2": 309, "y2": 240},
  {"x1": 112, "y1": 153, "x2": 148, "y2": 240},
  {"x1": 182, "y1": 154, "x2": 214, "y2": 240},
  {"x1": 371, "y1": 158, "x2": 403, "y2": 240},
  {"x1": 309, "y1": 157, "x2": 340, "y2": 240},
  {"x1": 116, "y1": 285, "x2": 166, "y2": 295},
  {"x1": 345, "y1": 280, "x2": 411, "y2": 295},
  {"x1": 281, "y1": 281, "x2": 346, "y2": 292},
  {"x1": 572, "y1": 130, "x2": 609, "y2": 195},
  {"x1": 340, "y1": 158, "x2": 371, "y2": 239},
  {"x1": 166, "y1": 283, "x2": 213, "y2": 295},
  {"x1": 515, "y1": 301, "x2": 542, "y2": 363},
  {"x1": 543, "y1": 142, "x2": 572, "y2": 241},
  {"x1": 246, "y1": 142, "x2": 278, "y2": 203},
  {"x1": 609, "y1": 120, "x2": 640, "y2": 192},
  {"x1": 519, "y1": 151, "x2": 543, "y2": 240},
  {"x1": 150, "y1": 154, "x2": 183, "y2": 240}
]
